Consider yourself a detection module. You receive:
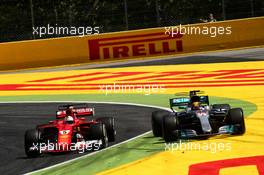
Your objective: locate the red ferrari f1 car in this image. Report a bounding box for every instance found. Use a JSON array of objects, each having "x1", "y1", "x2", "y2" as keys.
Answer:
[{"x1": 24, "y1": 103, "x2": 116, "y2": 157}]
